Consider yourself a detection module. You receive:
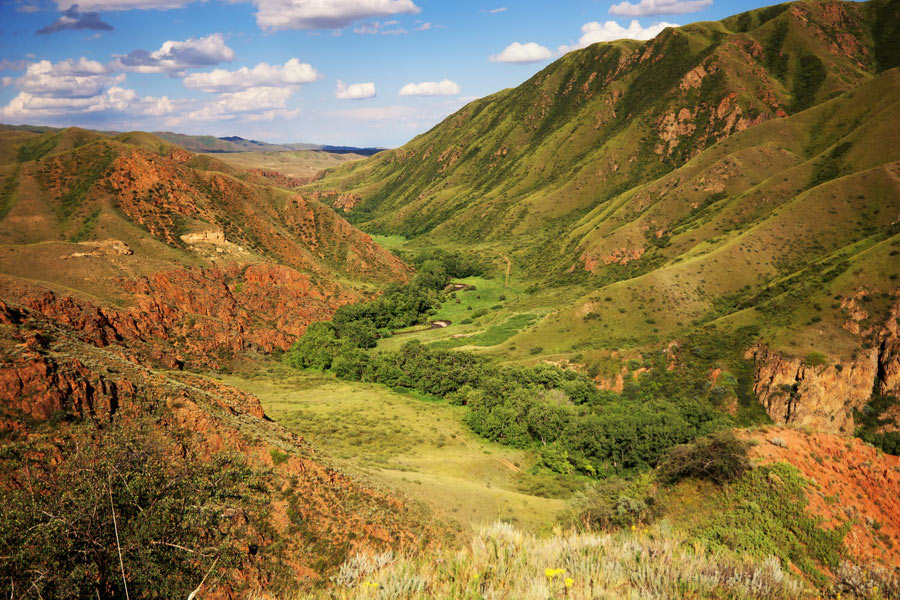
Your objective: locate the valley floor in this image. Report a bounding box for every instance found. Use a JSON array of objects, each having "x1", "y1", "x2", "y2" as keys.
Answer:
[{"x1": 218, "y1": 370, "x2": 568, "y2": 532}]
